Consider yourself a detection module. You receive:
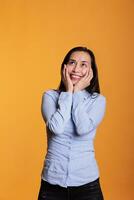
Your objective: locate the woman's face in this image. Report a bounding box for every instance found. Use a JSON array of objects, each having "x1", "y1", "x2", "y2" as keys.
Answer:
[{"x1": 66, "y1": 51, "x2": 92, "y2": 85}]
